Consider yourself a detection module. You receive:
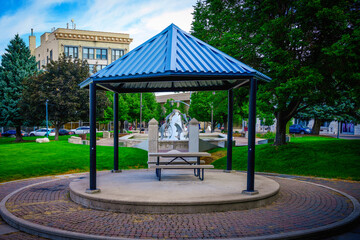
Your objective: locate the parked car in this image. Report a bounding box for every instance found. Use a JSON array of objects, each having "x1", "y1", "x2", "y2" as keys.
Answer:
[
  {"x1": 1, "y1": 130, "x2": 28, "y2": 137},
  {"x1": 59, "y1": 129, "x2": 72, "y2": 135},
  {"x1": 289, "y1": 124, "x2": 311, "y2": 134},
  {"x1": 72, "y1": 126, "x2": 91, "y2": 135},
  {"x1": 29, "y1": 128, "x2": 55, "y2": 136}
]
